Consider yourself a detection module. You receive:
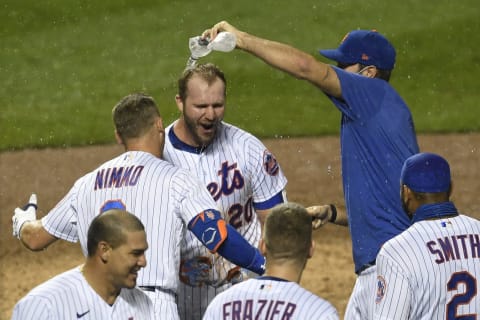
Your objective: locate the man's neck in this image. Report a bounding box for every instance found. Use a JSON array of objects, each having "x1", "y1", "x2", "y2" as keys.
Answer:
[
  {"x1": 81, "y1": 262, "x2": 120, "y2": 305},
  {"x1": 264, "y1": 261, "x2": 304, "y2": 283}
]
